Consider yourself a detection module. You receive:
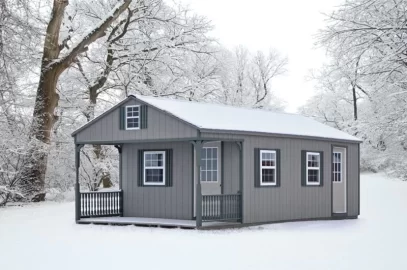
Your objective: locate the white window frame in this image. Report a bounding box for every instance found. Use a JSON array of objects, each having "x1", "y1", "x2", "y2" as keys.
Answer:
[
  {"x1": 260, "y1": 150, "x2": 277, "y2": 186},
  {"x1": 306, "y1": 152, "x2": 320, "y2": 186},
  {"x1": 143, "y1": 151, "x2": 166, "y2": 186},
  {"x1": 125, "y1": 105, "x2": 140, "y2": 130},
  {"x1": 200, "y1": 147, "x2": 219, "y2": 182},
  {"x1": 333, "y1": 151, "x2": 342, "y2": 183}
]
